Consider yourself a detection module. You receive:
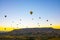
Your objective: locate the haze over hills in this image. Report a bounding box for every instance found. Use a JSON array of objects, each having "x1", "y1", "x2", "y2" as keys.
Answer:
[
  {"x1": 0, "y1": 27, "x2": 60, "y2": 40},
  {"x1": 0, "y1": 27, "x2": 60, "y2": 36}
]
